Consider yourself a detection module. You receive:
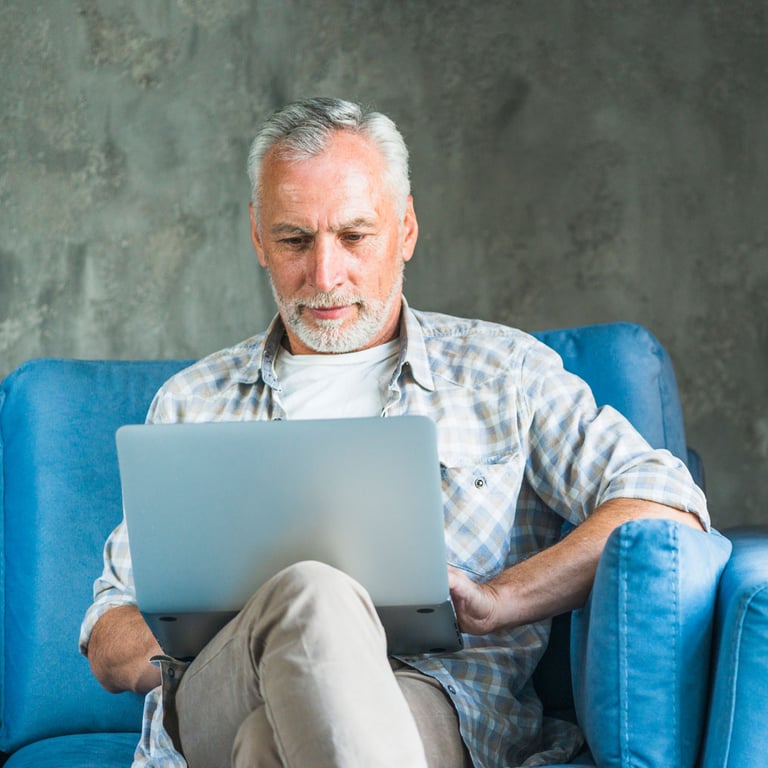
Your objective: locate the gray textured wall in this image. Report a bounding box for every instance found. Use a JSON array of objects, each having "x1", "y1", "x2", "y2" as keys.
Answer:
[{"x1": 2, "y1": 1, "x2": 767, "y2": 528}]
